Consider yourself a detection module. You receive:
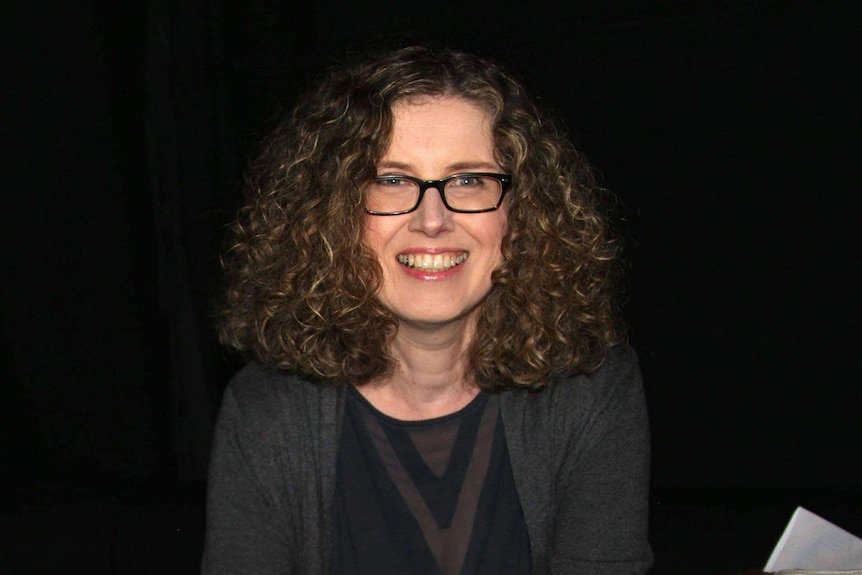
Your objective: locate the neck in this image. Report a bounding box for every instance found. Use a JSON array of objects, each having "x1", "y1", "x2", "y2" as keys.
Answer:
[{"x1": 360, "y1": 317, "x2": 480, "y2": 420}]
